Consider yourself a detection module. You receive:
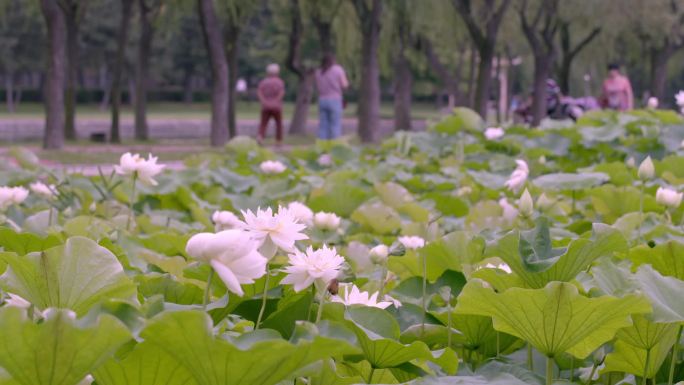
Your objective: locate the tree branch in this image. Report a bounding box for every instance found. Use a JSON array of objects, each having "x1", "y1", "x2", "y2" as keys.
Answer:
[{"x1": 568, "y1": 27, "x2": 601, "y2": 59}]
